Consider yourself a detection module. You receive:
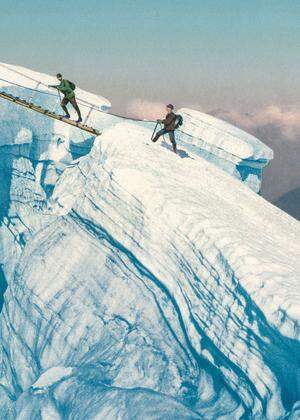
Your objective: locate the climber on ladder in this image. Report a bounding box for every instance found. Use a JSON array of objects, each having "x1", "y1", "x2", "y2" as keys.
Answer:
[
  {"x1": 48, "y1": 73, "x2": 82, "y2": 123},
  {"x1": 151, "y1": 104, "x2": 182, "y2": 154}
]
